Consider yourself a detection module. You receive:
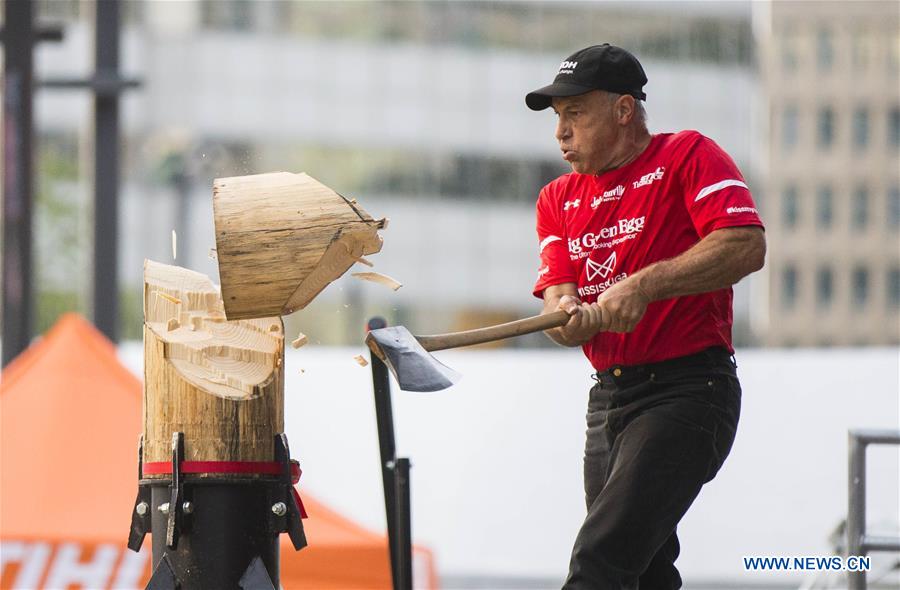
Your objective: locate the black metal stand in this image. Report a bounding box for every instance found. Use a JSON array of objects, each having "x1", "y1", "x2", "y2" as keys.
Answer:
[
  {"x1": 128, "y1": 433, "x2": 306, "y2": 590},
  {"x1": 368, "y1": 317, "x2": 414, "y2": 590}
]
